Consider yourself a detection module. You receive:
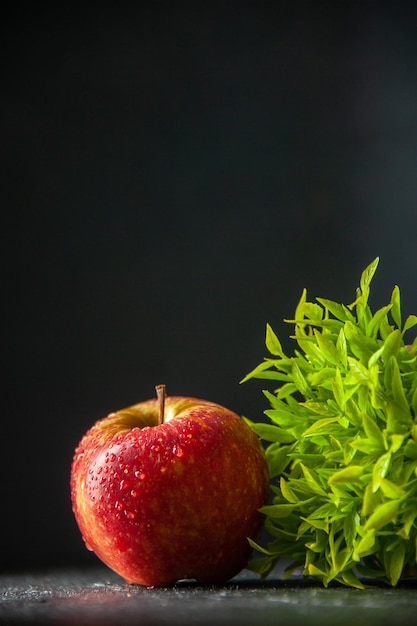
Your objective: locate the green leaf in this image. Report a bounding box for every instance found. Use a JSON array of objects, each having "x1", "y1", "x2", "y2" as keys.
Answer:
[
  {"x1": 302, "y1": 517, "x2": 329, "y2": 531},
  {"x1": 328, "y1": 465, "x2": 364, "y2": 484},
  {"x1": 260, "y1": 504, "x2": 297, "y2": 518},
  {"x1": 361, "y1": 412, "x2": 386, "y2": 451},
  {"x1": 350, "y1": 437, "x2": 382, "y2": 454},
  {"x1": 364, "y1": 500, "x2": 399, "y2": 530},
  {"x1": 264, "y1": 408, "x2": 297, "y2": 429},
  {"x1": 403, "y1": 314, "x2": 417, "y2": 335},
  {"x1": 361, "y1": 257, "x2": 380, "y2": 294},
  {"x1": 346, "y1": 357, "x2": 370, "y2": 384},
  {"x1": 390, "y1": 285, "x2": 402, "y2": 330},
  {"x1": 265, "y1": 323, "x2": 284, "y2": 356},
  {"x1": 246, "y1": 555, "x2": 277, "y2": 576},
  {"x1": 277, "y1": 383, "x2": 299, "y2": 399},
  {"x1": 368, "y1": 344, "x2": 385, "y2": 369},
  {"x1": 379, "y1": 477, "x2": 406, "y2": 500},
  {"x1": 265, "y1": 443, "x2": 290, "y2": 477},
  {"x1": 354, "y1": 529, "x2": 376, "y2": 559},
  {"x1": 280, "y1": 477, "x2": 299, "y2": 503},
  {"x1": 316, "y1": 298, "x2": 356, "y2": 323},
  {"x1": 294, "y1": 288, "x2": 307, "y2": 320},
  {"x1": 340, "y1": 569, "x2": 367, "y2": 589},
  {"x1": 367, "y1": 304, "x2": 393, "y2": 338},
  {"x1": 300, "y1": 464, "x2": 328, "y2": 497},
  {"x1": 347, "y1": 257, "x2": 379, "y2": 313},
  {"x1": 243, "y1": 419, "x2": 294, "y2": 443},
  {"x1": 291, "y1": 360, "x2": 311, "y2": 396},
  {"x1": 332, "y1": 367, "x2": 345, "y2": 410},
  {"x1": 247, "y1": 537, "x2": 276, "y2": 556},
  {"x1": 303, "y1": 417, "x2": 341, "y2": 437},
  {"x1": 336, "y1": 328, "x2": 348, "y2": 368},
  {"x1": 372, "y1": 452, "x2": 392, "y2": 492},
  {"x1": 240, "y1": 359, "x2": 276, "y2": 383},
  {"x1": 301, "y1": 301, "x2": 324, "y2": 322},
  {"x1": 362, "y1": 483, "x2": 381, "y2": 517},
  {"x1": 391, "y1": 359, "x2": 410, "y2": 414},
  {"x1": 302, "y1": 400, "x2": 336, "y2": 417},
  {"x1": 382, "y1": 329, "x2": 402, "y2": 362},
  {"x1": 314, "y1": 330, "x2": 340, "y2": 365},
  {"x1": 397, "y1": 512, "x2": 416, "y2": 539},
  {"x1": 387, "y1": 541, "x2": 406, "y2": 586}
]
